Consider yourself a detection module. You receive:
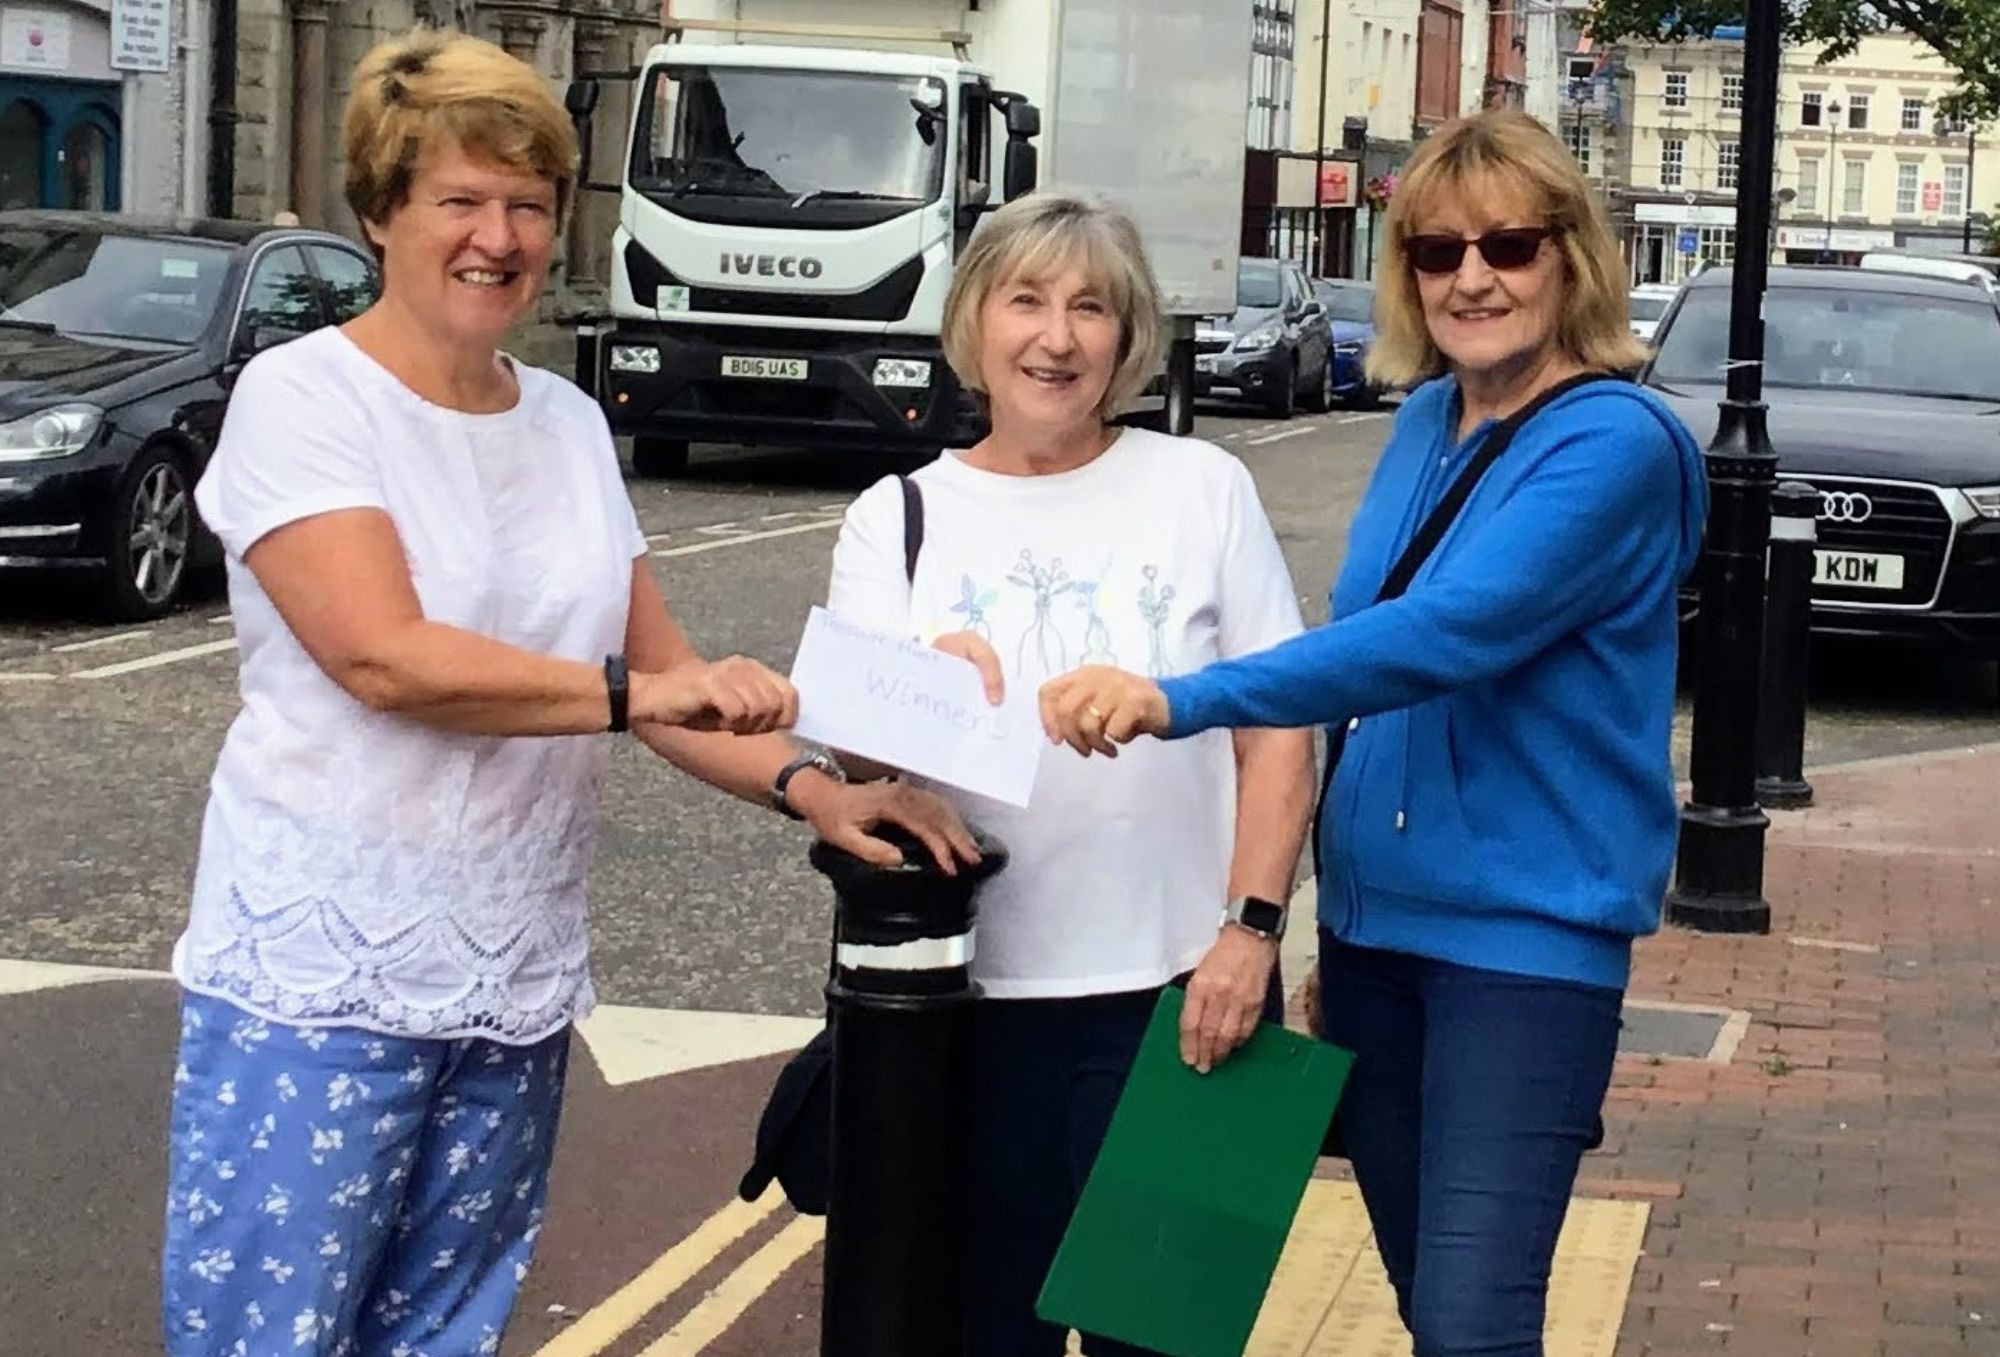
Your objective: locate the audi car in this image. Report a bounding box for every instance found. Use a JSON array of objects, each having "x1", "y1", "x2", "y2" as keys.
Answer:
[
  {"x1": 1642, "y1": 264, "x2": 2000, "y2": 656},
  {"x1": 1193, "y1": 257, "x2": 1334, "y2": 415},
  {"x1": 0, "y1": 212, "x2": 378, "y2": 618}
]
